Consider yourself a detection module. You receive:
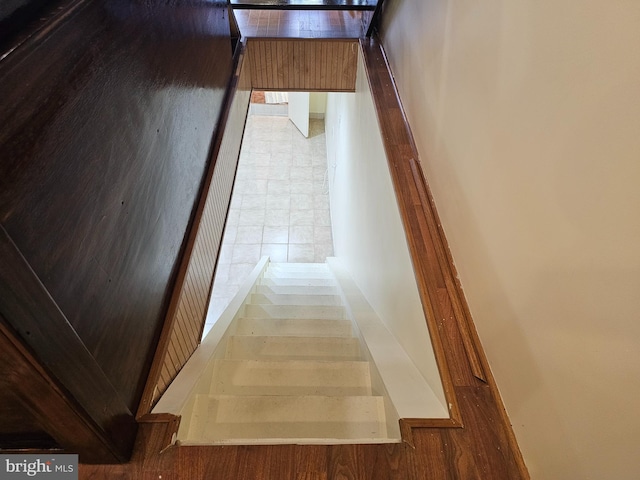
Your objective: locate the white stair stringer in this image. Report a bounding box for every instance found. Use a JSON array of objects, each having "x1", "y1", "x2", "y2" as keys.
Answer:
[{"x1": 184, "y1": 260, "x2": 396, "y2": 444}]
